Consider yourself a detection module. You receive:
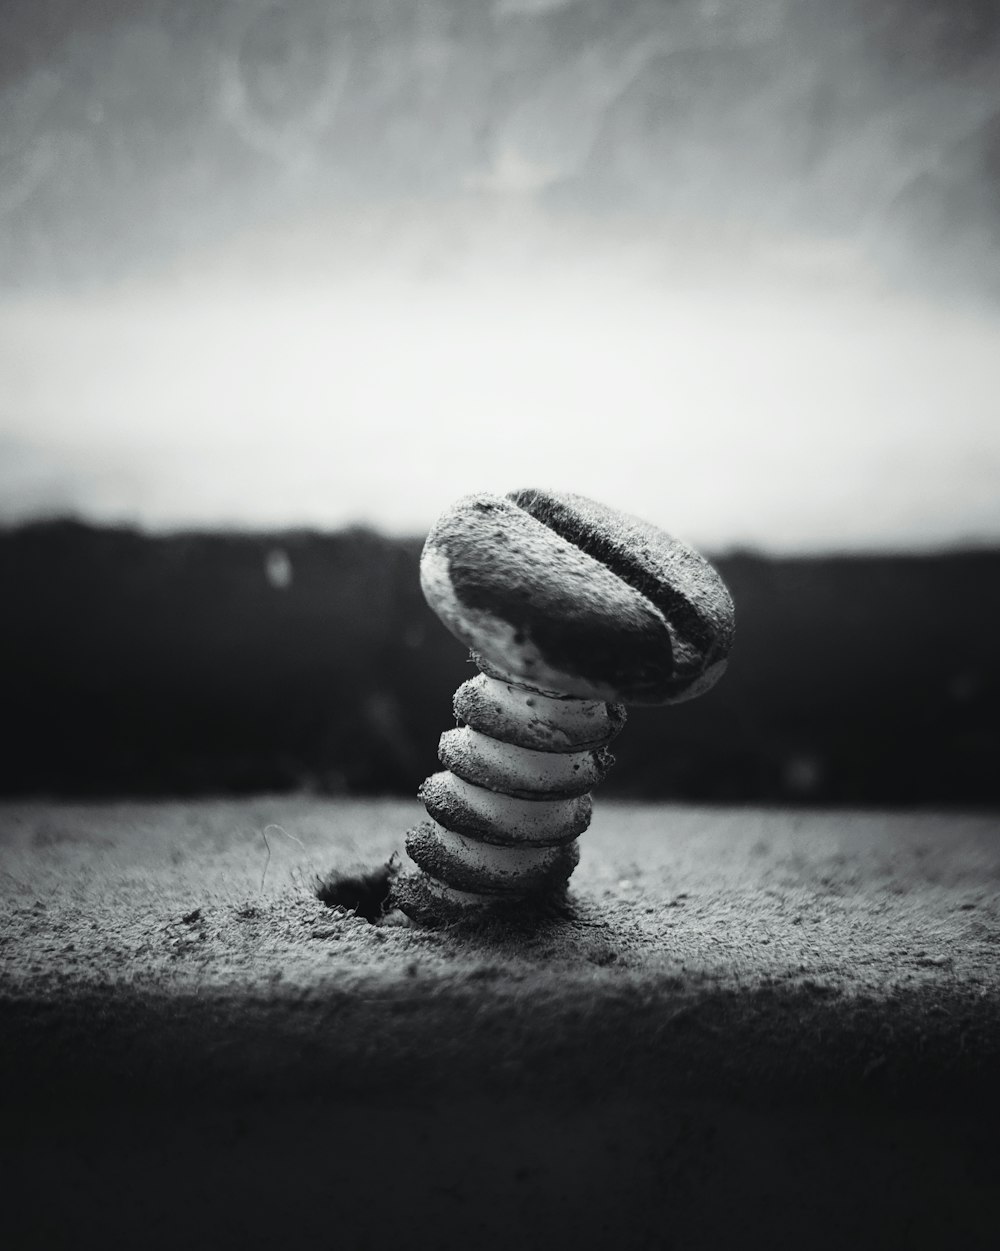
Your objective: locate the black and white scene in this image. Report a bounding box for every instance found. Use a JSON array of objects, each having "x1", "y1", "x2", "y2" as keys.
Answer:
[{"x1": 2, "y1": 1, "x2": 999, "y2": 1247}]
